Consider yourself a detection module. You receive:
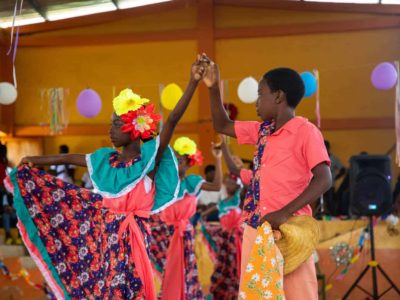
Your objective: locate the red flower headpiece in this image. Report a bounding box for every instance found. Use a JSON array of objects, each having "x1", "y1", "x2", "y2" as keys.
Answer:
[
  {"x1": 188, "y1": 150, "x2": 203, "y2": 166},
  {"x1": 120, "y1": 104, "x2": 162, "y2": 140}
]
